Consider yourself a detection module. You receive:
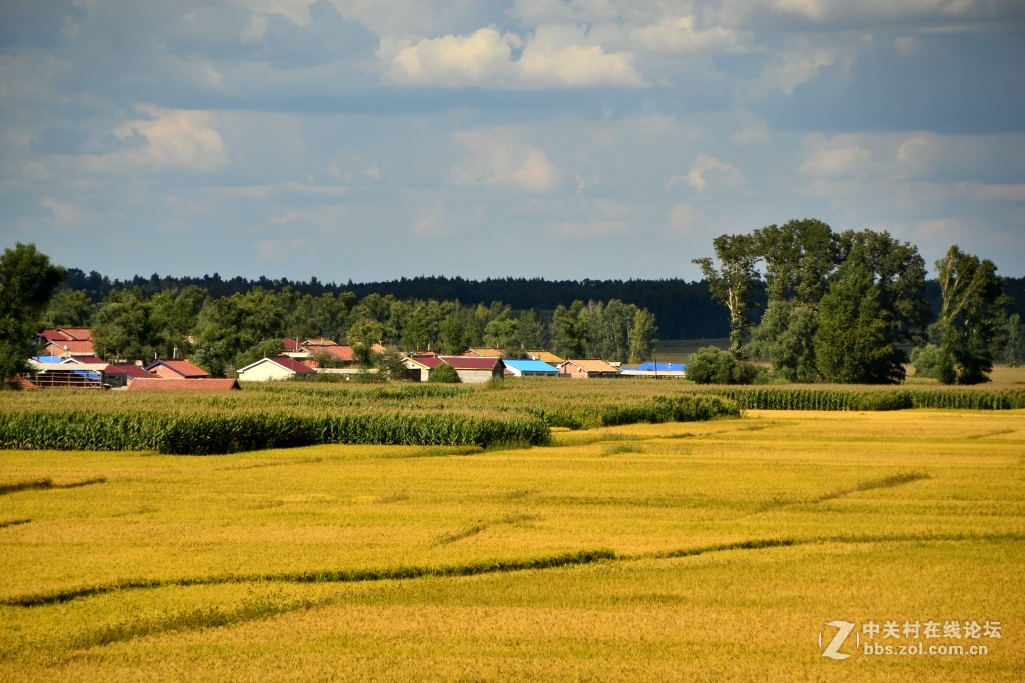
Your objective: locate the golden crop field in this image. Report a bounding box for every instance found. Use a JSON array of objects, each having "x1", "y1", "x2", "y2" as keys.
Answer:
[{"x1": 2, "y1": 408, "x2": 1024, "y2": 681}]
